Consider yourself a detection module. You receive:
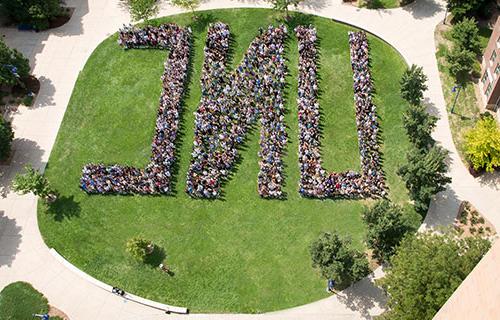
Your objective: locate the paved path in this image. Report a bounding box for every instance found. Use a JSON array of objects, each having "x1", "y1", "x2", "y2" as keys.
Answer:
[{"x1": 1, "y1": 0, "x2": 498, "y2": 319}]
